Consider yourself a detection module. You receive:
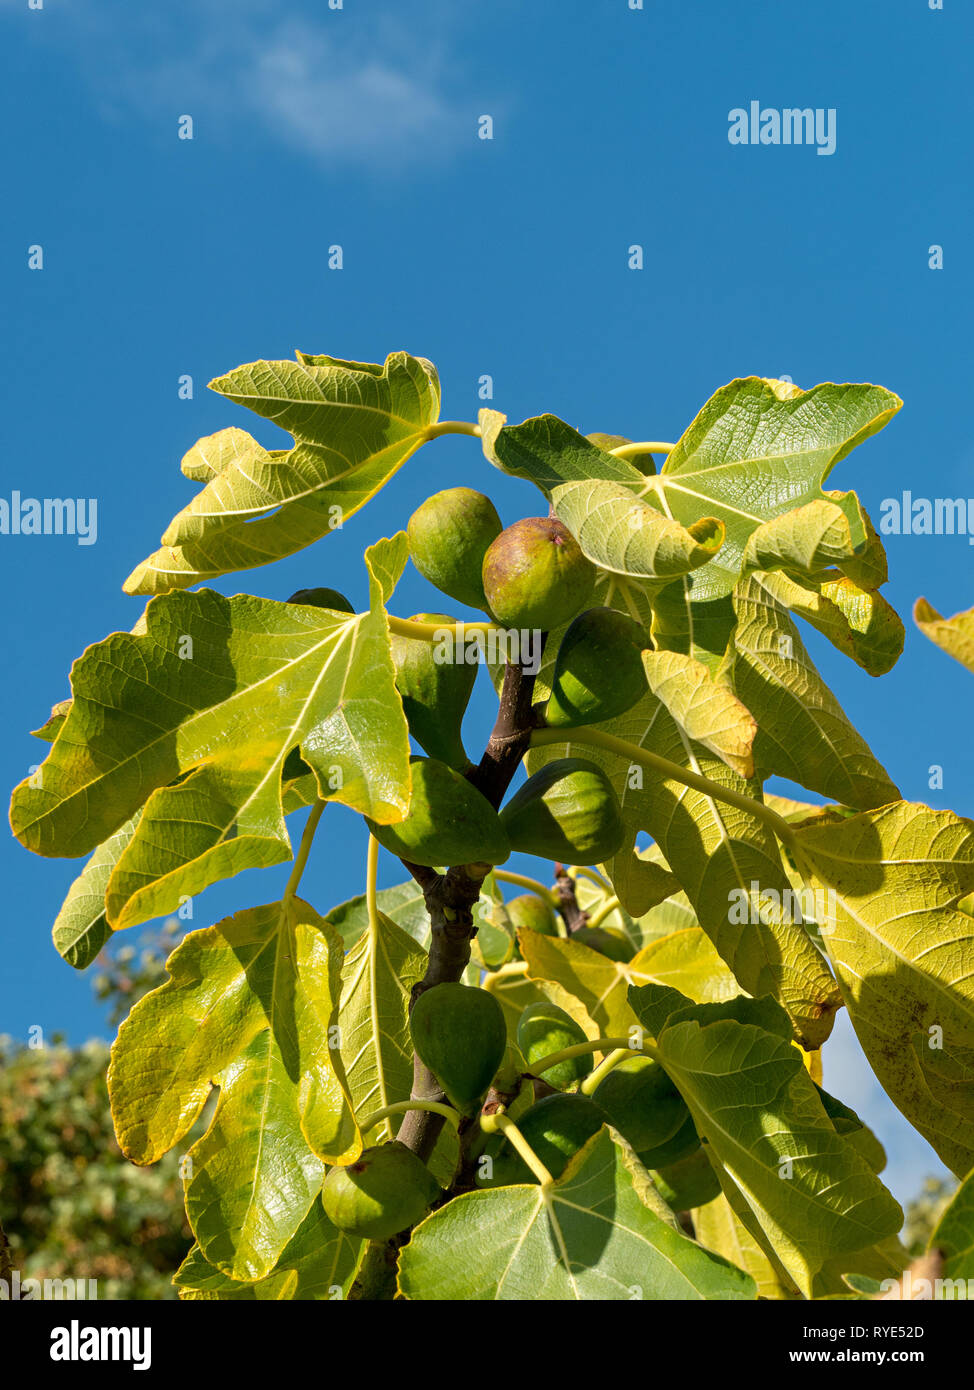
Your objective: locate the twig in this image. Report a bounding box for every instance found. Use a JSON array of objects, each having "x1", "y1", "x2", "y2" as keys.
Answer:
[
  {"x1": 396, "y1": 649, "x2": 544, "y2": 1162},
  {"x1": 554, "y1": 863, "x2": 590, "y2": 933}
]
